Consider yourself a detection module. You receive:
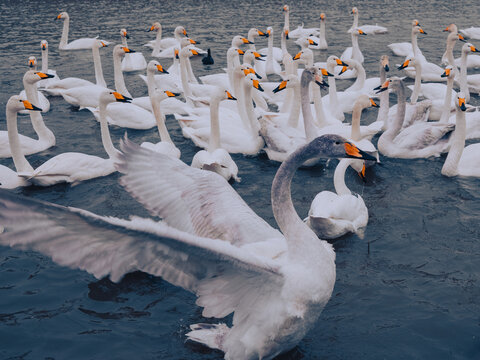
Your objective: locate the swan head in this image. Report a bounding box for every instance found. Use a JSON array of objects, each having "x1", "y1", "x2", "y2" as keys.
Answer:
[
  {"x1": 113, "y1": 44, "x2": 135, "y2": 57},
  {"x1": 94, "y1": 40, "x2": 108, "y2": 49},
  {"x1": 239, "y1": 64, "x2": 262, "y2": 80},
  {"x1": 412, "y1": 25, "x2": 427, "y2": 35},
  {"x1": 247, "y1": 28, "x2": 263, "y2": 41},
  {"x1": 272, "y1": 74, "x2": 299, "y2": 93},
  {"x1": 266, "y1": 27, "x2": 273, "y2": 37},
  {"x1": 443, "y1": 24, "x2": 458, "y2": 33},
  {"x1": 8, "y1": 95, "x2": 42, "y2": 113},
  {"x1": 148, "y1": 22, "x2": 161, "y2": 32},
  {"x1": 231, "y1": 35, "x2": 252, "y2": 47},
  {"x1": 374, "y1": 77, "x2": 403, "y2": 94},
  {"x1": 153, "y1": 90, "x2": 180, "y2": 102},
  {"x1": 175, "y1": 26, "x2": 187, "y2": 38},
  {"x1": 326, "y1": 55, "x2": 348, "y2": 69},
  {"x1": 179, "y1": 37, "x2": 198, "y2": 48},
  {"x1": 351, "y1": 7, "x2": 358, "y2": 15},
  {"x1": 23, "y1": 70, "x2": 54, "y2": 84},
  {"x1": 441, "y1": 65, "x2": 455, "y2": 79},
  {"x1": 147, "y1": 60, "x2": 169, "y2": 75},
  {"x1": 302, "y1": 67, "x2": 329, "y2": 89},
  {"x1": 27, "y1": 56, "x2": 37, "y2": 68},
  {"x1": 283, "y1": 5, "x2": 289, "y2": 12},
  {"x1": 55, "y1": 12, "x2": 68, "y2": 20},
  {"x1": 211, "y1": 87, "x2": 237, "y2": 102},
  {"x1": 348, "y1": 27, "x2": 367, "y2": 36},
  {"x1": 120, "y1": 28, "x2": 129, "y2": 39},
  {"x1": 354, "y1": 94, "x2": 379, "y2": 112},
  {"x1": 308, "y1": 134, "x2": 377, "y2": 162},
  {"x1": 244, "y1": 73, "x2": 264, "y2": 92},
  {"x1": 40, "y1": 40, "x2": 48, "y2": 51},
  {"x1": 320, "y1": 13, "x2": 326, "y2": 20},
  {"x1": 462, "y1": 42, "x2": 479, "y2": 55},
  {"x1": 412, "y1": 19, "x2": 421, "y2": 27},
  {"x1": 455, "y1": 93, "x2": 467, "y2": 112},
  {"x1": 397, "y1": 57, "x2": 416, "y2": 70},
  {"x1": 100, "y1": 91, "x2": 132, "y2": 105}
]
